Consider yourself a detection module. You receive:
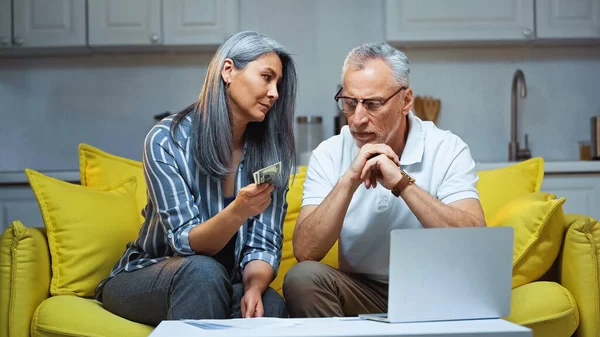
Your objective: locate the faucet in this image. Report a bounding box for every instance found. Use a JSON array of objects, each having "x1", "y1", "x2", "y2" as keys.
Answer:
[{"x1": 509, "y1": 69, "x2": 531, "y2": 161}]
